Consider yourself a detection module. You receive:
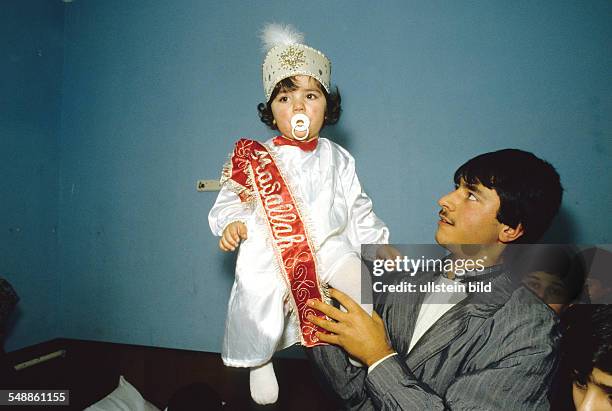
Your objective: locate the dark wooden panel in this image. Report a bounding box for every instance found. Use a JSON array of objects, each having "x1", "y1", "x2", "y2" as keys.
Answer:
[{"x1": 5, "y1": 339, "x2": 340, "y2": 410}]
